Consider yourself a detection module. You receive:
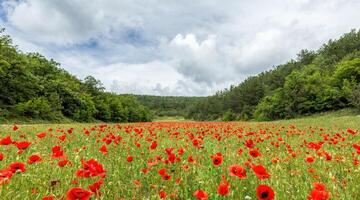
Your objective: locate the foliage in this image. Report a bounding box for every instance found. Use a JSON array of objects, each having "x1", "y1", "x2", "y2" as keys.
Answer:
[
  {"x1": 0, "y1": 29, "x2": 152, "y2": 123},
  {"x1": 350, "y1": 84, "x2": 360, "y2": 111},
  {"x1": 135, "y1": 95, "x2": 205, "y2": 117},
  {"x1": 187, "y1": 29, "x2": 360, "y2": 121},
  {"x1": 2, "y1": 27, "x2": 360, "y2": 122},
  {"x1": 15, "y1": 97, "x2": 56, "y2": 120},
  {"x1": 222, "y1": 110, "x2": 236, "y2": 121}
]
